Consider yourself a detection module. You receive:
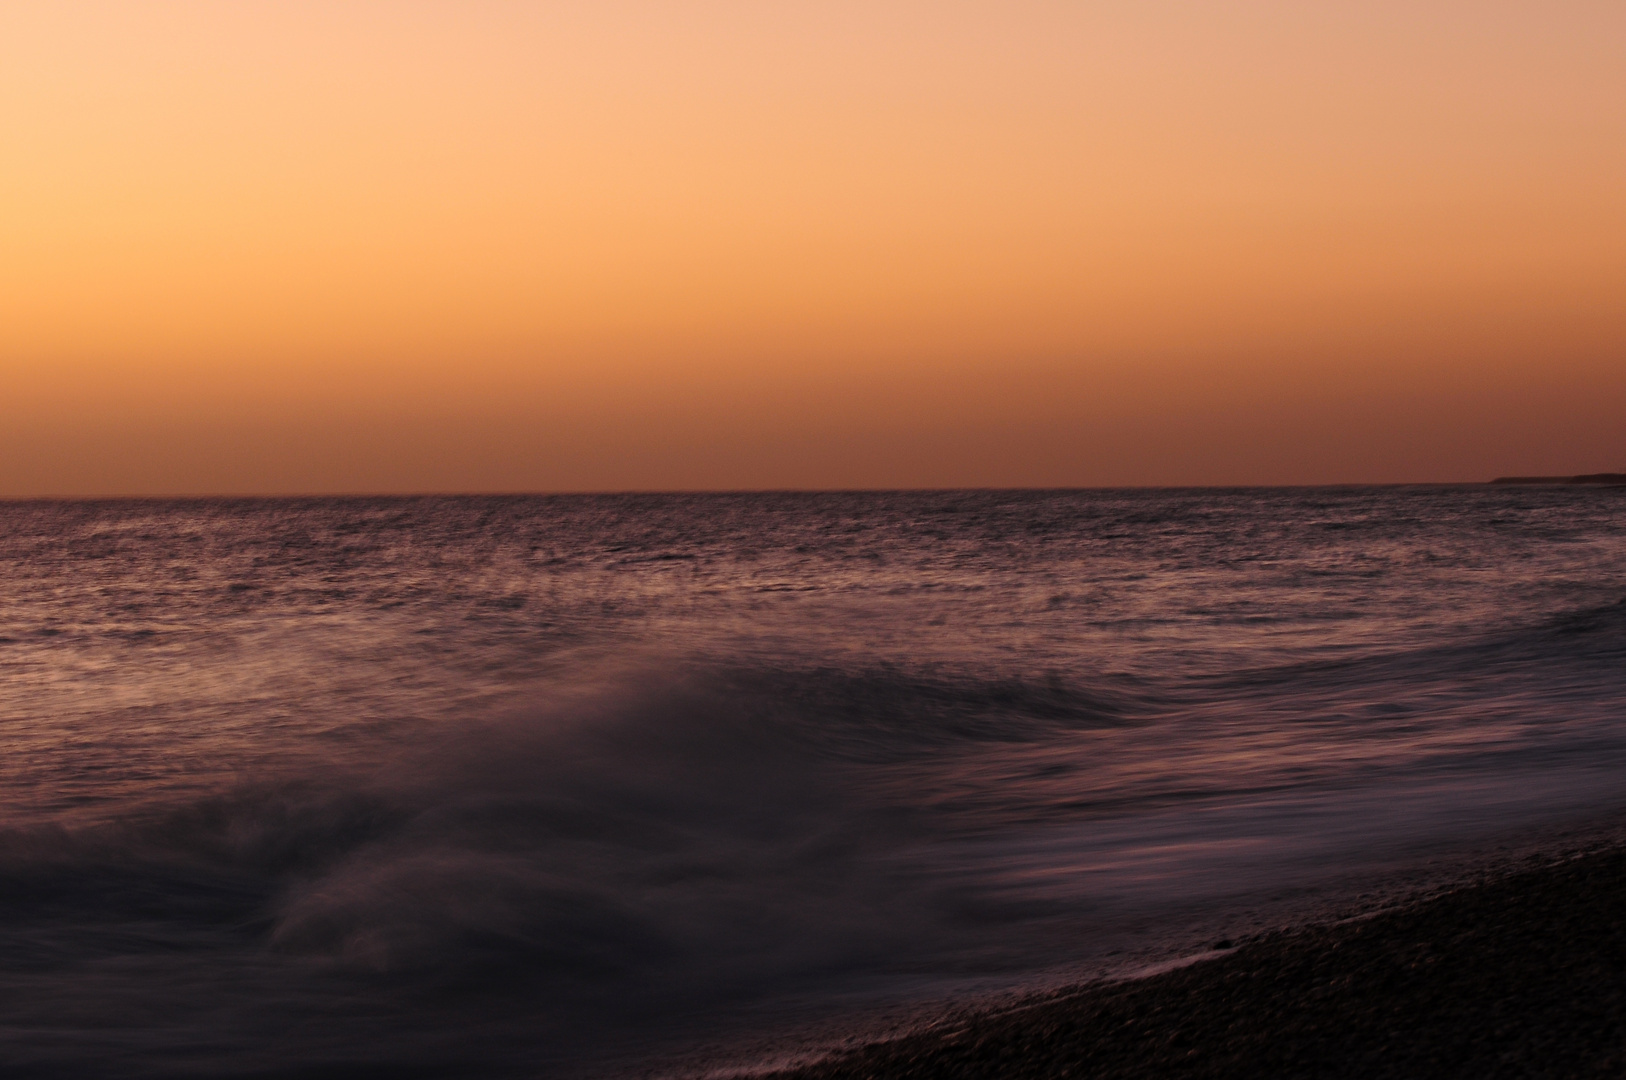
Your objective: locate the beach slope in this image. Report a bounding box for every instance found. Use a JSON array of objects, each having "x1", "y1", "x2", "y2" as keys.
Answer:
[{"x1": 776, "y1": 846, "x2": 1626, "y2": 1079}]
